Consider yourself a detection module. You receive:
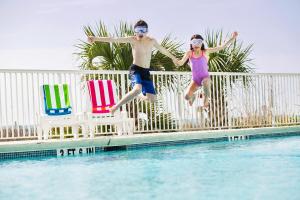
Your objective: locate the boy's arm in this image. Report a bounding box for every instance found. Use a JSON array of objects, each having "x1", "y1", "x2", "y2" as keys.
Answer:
[
  {"x1": 88, "y1": 36, "x2": 134, "y2": 44},
  {"x1": 206, "y1": 32, "x2": 238, "y2": 53}
]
